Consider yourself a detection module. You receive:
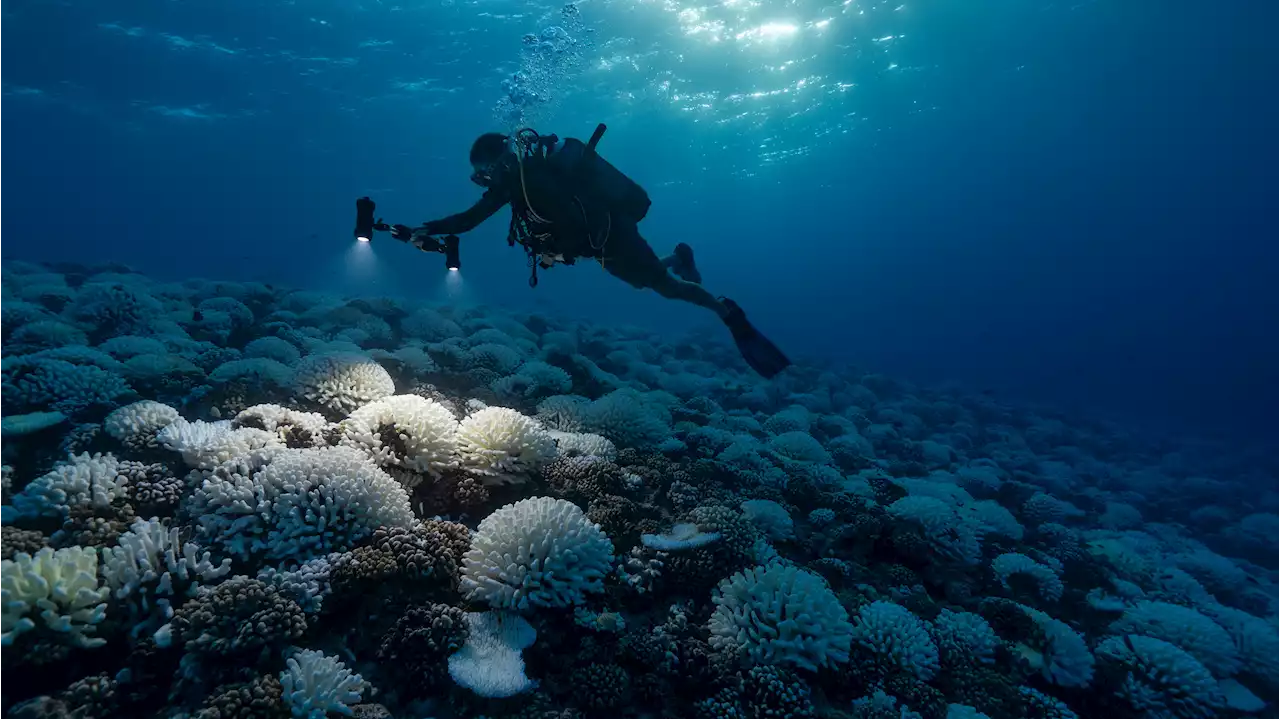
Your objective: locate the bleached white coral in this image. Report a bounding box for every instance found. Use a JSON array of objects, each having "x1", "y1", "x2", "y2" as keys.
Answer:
[
  {"x1": 467, "y1": 342, "x2": 525, "y2": 373},
  {"x1": 964, "y1": 500, "x2": 1025, "y2": 541},
  {"x1": 104, "y1": 400, "x2": 180, "y2": 450},
  {"x1": 100, "y1": 517, "x2": 233, "y2": 633},
  {"x1": 1203, "y1": 604, "x2": 1279, "y2": 683},
  {"x1": 448, "y1": 611, "x2": 538, "y2": 698},
  {"x1": 402, "y1": 308, "x2": 463, "y2": 341},
  {"x1": 280, "y1": 648, "x2": 366, "y2": 718},
  {"x1": 992, "y1": 552, "x2": 1064, "y2": 602},
  {"x1": 98, "y1": 335, "x2": 167, "y2": 360},
  {"x1": 709, "y1": 564, "x2": 854, "y2": 672},
  {"x1": 1110, "y1": 600, "x2": 1240, "y2": 678},
  {"x1": 339, "y1": 394, "x2": 459, "y2": 476},
  {"x1": 461, "y1": 496, "x2": 614, "y2": 610},
  {"x1": 188, "y1": 446, "x2": 415, "y2": 563},
  {"x1": 243, "y1": 336, "x2": 302, "y2": 365},
  {"x1": 1, "y1": 547, "x2": 110, "y2": 648},
  {"x1": 159, "y1": 418, "x2": 282, "y2": 470},
  {"x1": 1014, "y1": 605, "x2": 1095, "y2": 688},
  {"x1": 292, "y1": 351, "x2": 395, "y2": 415},
  {"x1": 10, "y1": 453, "x2": 126, "y2": 519},
  {"x1": 208, "y1": 358, "x2": 293, "y2": 389},
  {"x1": 641, "y1": 523, "x2": 721, "y2": 551},
  {"x1": 580, "y1": 390, "x2": 670, "y2": 448},
  {"x1": 1023, "y1": 492, "x2": 1084, "y2": 525},
  {"x1": 849, "y1": 600, "x2": 940, "y2": 680},
  {"x1": 548, "y1": 430, "x2": 617, "y2": 460},
  {"x1": 1095, "y1": 634, "x2": 1224, "y2": 719},
  {"x1": 740, "y1": 499, "x2": 795, "y2": 541},
  {"x1": 0, "y1": 411, "x2": 67, "y2": 438},
  {"x1": 491, "y1": 360, "x2": 572, "y2": 400},
  {"x1": 258, "y1": 554, "x2": 339, "y2": 613},
  {"x1": 233, "y1": 403, "x2": 330, "y2": 448},
  {"x1": 535, "y1": 394, "x2": 589, "y2": 432},
  {"x1": 886, "y1": 495, "x2": 983, "y2": 566},
  {"x1": 457, "y1": 407, "x2": 555, "y2": 485},
  {"x1": 932, "y1": 609, "x2": 998, "y2": 664},
  {"x1": 767, "y1": 431, "x2": 833, "y2": 464}
]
